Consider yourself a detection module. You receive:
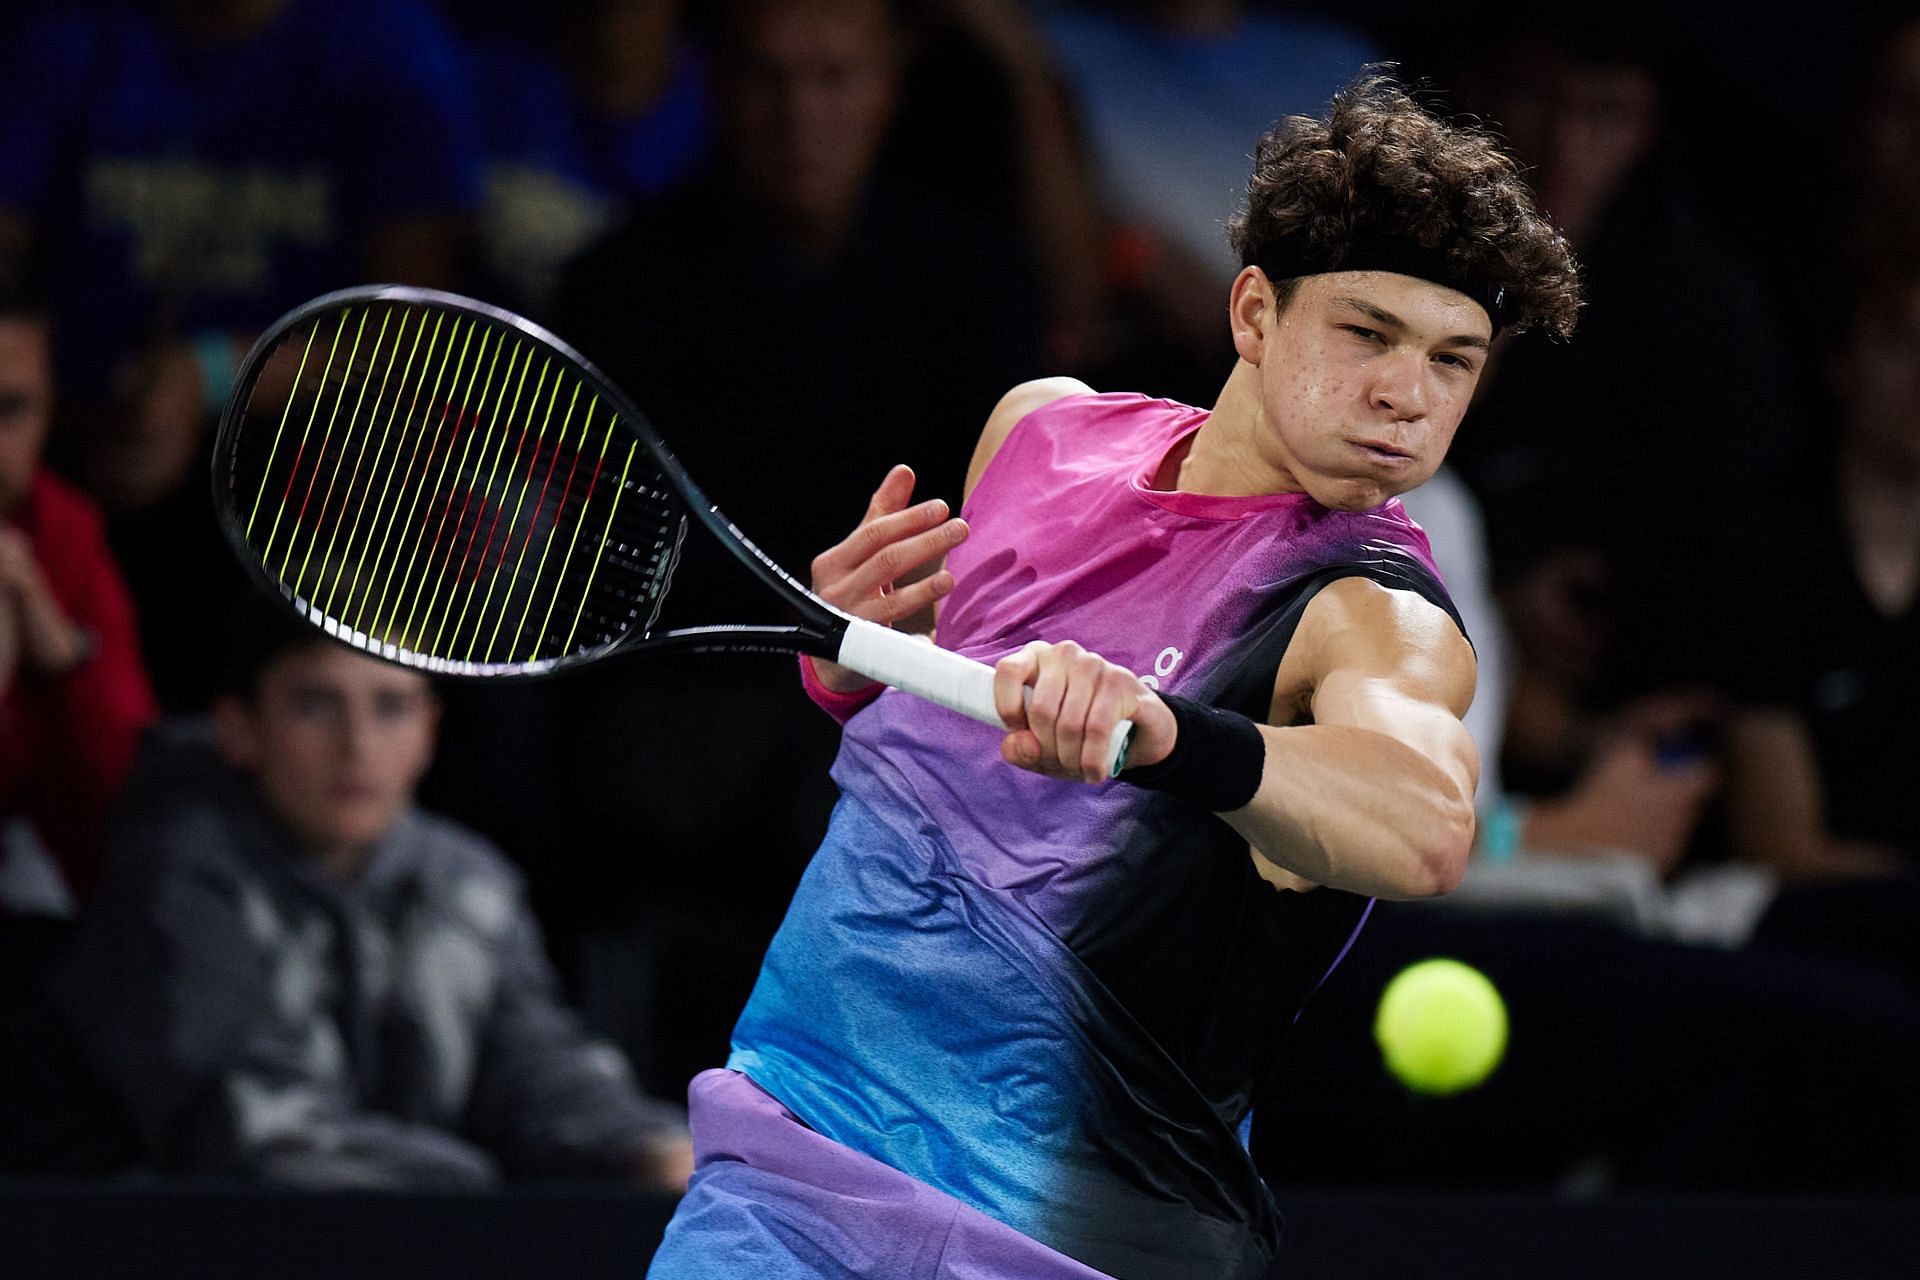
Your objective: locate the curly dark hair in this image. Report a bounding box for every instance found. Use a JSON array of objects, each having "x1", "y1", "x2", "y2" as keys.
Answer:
[{"x1": 1227, "y1": 70, "x2": 1582, "y2": 338}]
